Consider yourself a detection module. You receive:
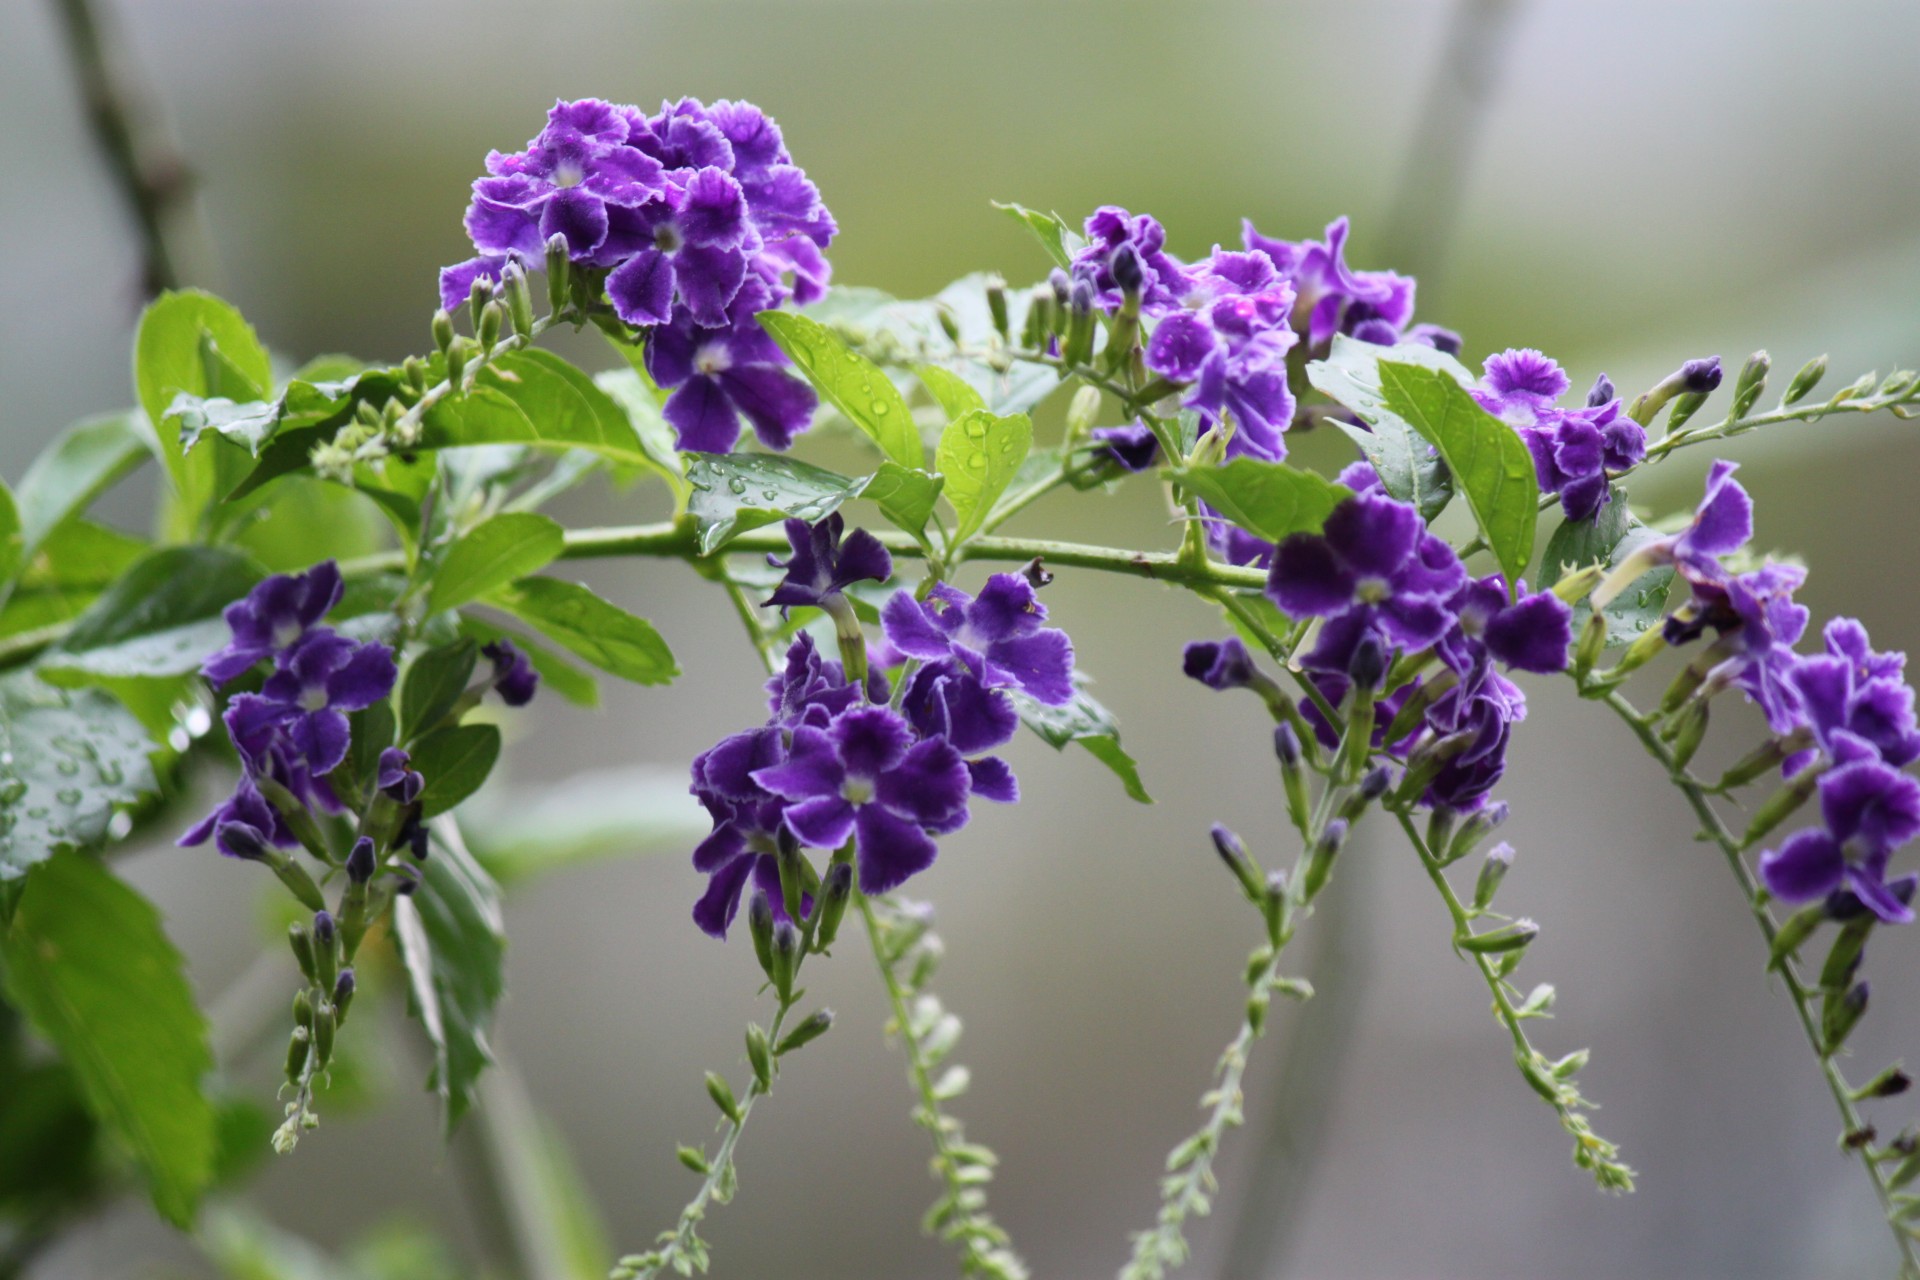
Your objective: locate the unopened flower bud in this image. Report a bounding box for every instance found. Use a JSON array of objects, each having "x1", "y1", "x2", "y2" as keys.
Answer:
[
  {"x1": 1063, "y1": 279, "x2": 1096, "y2": 366},
  {"x1": 1823, "y1": 981, "x2": 1869, "y2": 1055},
  {"x1": 1784, "y1": 354, "x2": 1828, "y2": 405},
  {"x1": 1681, "y1": 357, "x2": 1723, "y2": 394},
  {"x1": 292, "y1": 988, "x2": 314, "y2": 1030},
  {"x1": 1745, "y1": 764, "x2": 1824, "y2": 846},
  {"x1": 221, "y1": 821, "x2": 273, "y2": 862},
  {"x1": 333, "y1": 968, "x2": 356, "y2": 1024},
  {"x1": 775, "y1": 832, "x2": 806, "y2": 927},
  {"x1": 1629, "y1": 355, "x2": 1722, "y2": 426},
  {"x1": 1586, "y1": 373, "x2": 1616, "y2": 408},
  {"x1": 1021, "y1": 286, "x2": 1051, "y2": 348},
  {"x1": 812, "y1": 862, "x2": 853, "y2": 952},
  {"x1": 1473, "y1": 842, "x2": 1516, "y2": 910},
  {"x1": 311, "y1": 1001, "x2": 336, "y2": 1068},
  {"x1": 503, "y1": 262, "x2": 535, "y2": 339},
  {"x1": 1273, "y1": 722, "x2": 1302, "y2": 768},
  {"x1": 1461, "y1": 918, "x2": 1538, "y2": 954},
  {"x1": 1301, "y1": 819, "x2": 1348, "y2": 902},
  {"x1": 346, "y1": 836, "x2": 376, "y2": 885},
  {"x1": 1445, "y1": 802, "x2": 1509, "y2": 866},
  {"x1": 1065, "y1": 385, "x2": 1102, "y2": 441},
  {"x1": 1346, "y1": 633, "x2": 1389, "y2": 690},
  {"x1": 1666, "y1": 700, "x2": 1710, "y2": 770},
  {"x1": 288, "y1": 922, "x2": 318, "y2": 983},
  {"x1": 545, "y1": 234, "x2": 571, "y2": 313},
  {"x1": 1111, "y1": 244, "x2": 1145, "y2": 297},
  {"x1": 1731, "y1": 350, "x2": 1770, "y2": 418},
  {"x1": 1767, "y1": 902, "x2": 1826, "y2": 970},
  {"x1": 1048, "y1": 268, "x2": 1071, "y2": 306},
  {"x1": 468, "y1": 274, "x2": 494, "y2": 332},
  {"x1": 1666, "y1": 391, "x2": 1709, "y2": 432},
  {"x1": 745, "y1": 1024, "x2": 773, "y2": 1091},
  {"x1": 446, "y1": 337, "x2": 469, "y2": 387},
  {"x1": 1572, "y1": 610, "x2": 1607, "y2": 679},
  {"x1": 770, "y1": 920, "x2": 801, "y2": 1000},
  {"x1": 775, "y1": 1008, "x2": 834, "y2": 1056},
  {"x1": 1210, "y1": 824, "x2": 1265, "y2": 904},
  {"x1": 1359, "y1": 766, "x2": 1392, "y2": 801},
  {"x1": 284, "y1": 1026, "x2": 311, "y2": 1086},
  {"x1": 1851, "y1": 1064, "x2": 1912, "y2": 1102},
  {"x1": 985, "y1": 274, "x2": 1009, "y2": 339},
  {"x1": 432, "y1": 309, "x2": 455, "y2": 353},
  {"x1": 748, "y1": 889, "x2": 775, "y2": 978},
  {"x1": 1820, "y1": 920, "x2": 1871, "y2": 992},
  {"x1": 312, "y1": 910, "x2": 335, "y2": 949}
]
